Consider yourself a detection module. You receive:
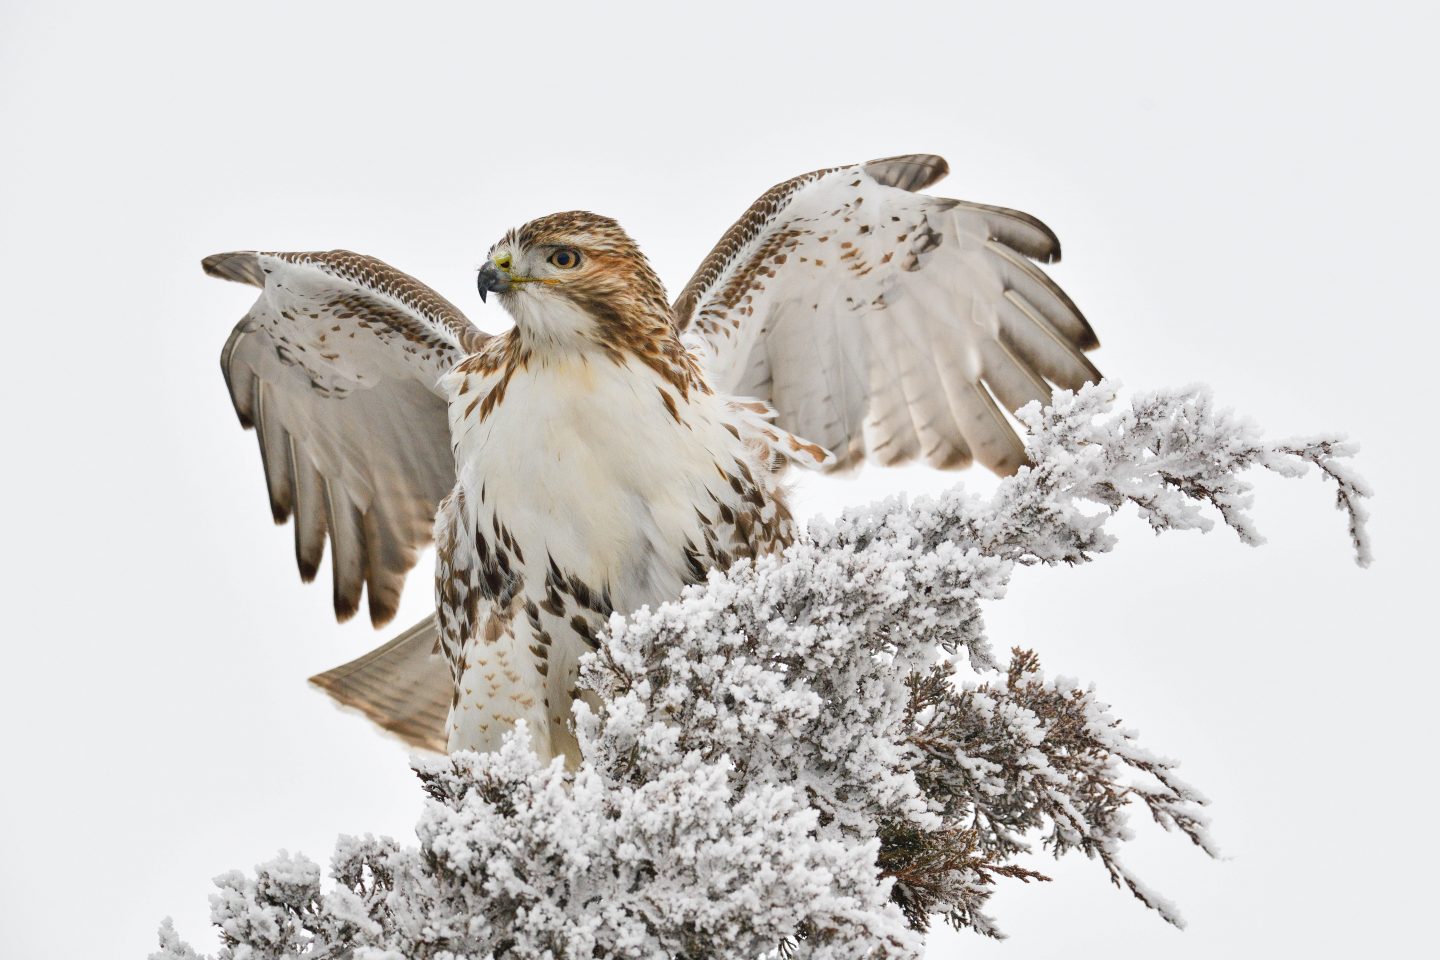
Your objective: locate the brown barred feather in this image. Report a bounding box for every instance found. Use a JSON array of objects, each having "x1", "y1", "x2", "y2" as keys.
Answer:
[{"x1": 673, "y1": 153, "x2": 951, "y2": 328}]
